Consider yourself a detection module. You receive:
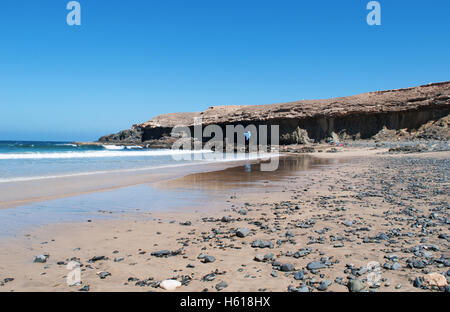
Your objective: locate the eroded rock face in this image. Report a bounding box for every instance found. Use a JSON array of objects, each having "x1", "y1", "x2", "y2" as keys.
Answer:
[
  {"x1": 99, "y1": 125, "x2": 144, "y2": 144},
  {"x1": 98, "y1": 81, "x2": 450, "y2": 145}
]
